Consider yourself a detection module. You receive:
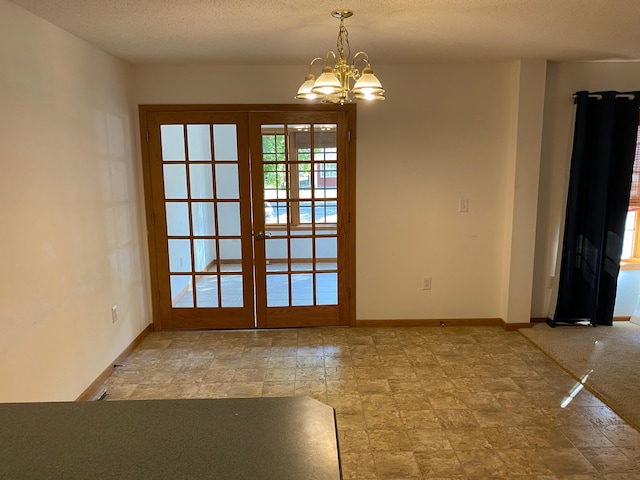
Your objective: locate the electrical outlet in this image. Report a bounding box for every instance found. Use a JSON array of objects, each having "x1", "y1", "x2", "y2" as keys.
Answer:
[
  {"x1": 459, "y1": 198, "x2": 469, "y2": 213},
  {"x1": 422, "y1": 277, "x2": 432, "y2": 290},
  {"x1": 111, "y1": 305, "x2": 118, "y2": 324}
]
